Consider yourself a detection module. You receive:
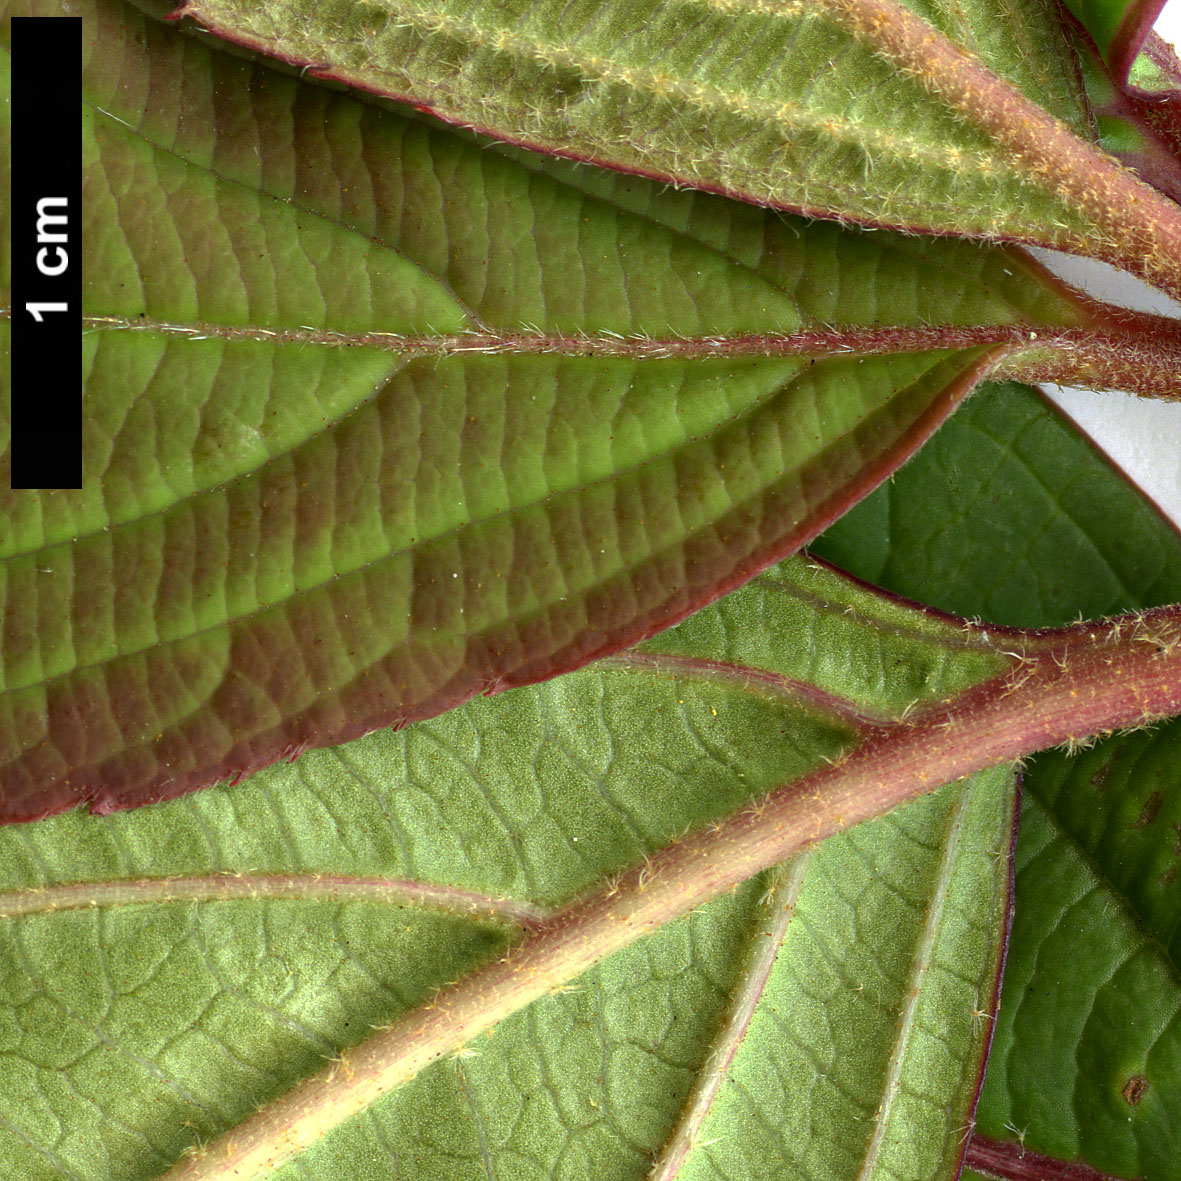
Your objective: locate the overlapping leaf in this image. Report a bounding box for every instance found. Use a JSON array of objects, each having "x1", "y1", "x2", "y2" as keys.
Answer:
[
  {"x1": 170, "y1": 0, "x2": 1181, "y2": 298},
  {"x1": 970, "y1": 721, "x2": 1181, "y2": 1181},
  {"x1": 812, "y1": 381, "x2": 1181, "y2": 1180},
  {"x1": 0, "y1": 1, "x2": 1178, "y2": 1176},
  {"x1": 0, "y1": 0, "x2": 1102, "y2": 823},
  {"x1": 1, "y1": 373, "x2": 1176, "y2": 1180},
  {"x1": 812, "y1": 382, "x2": 1181, "y2": 627},
  {"x1": 173, "y1": 0, "x2": 1094, "y2": 228},
  {"x1": 0, "y1": 555, "x2": 1019, "y2": 1180}
]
